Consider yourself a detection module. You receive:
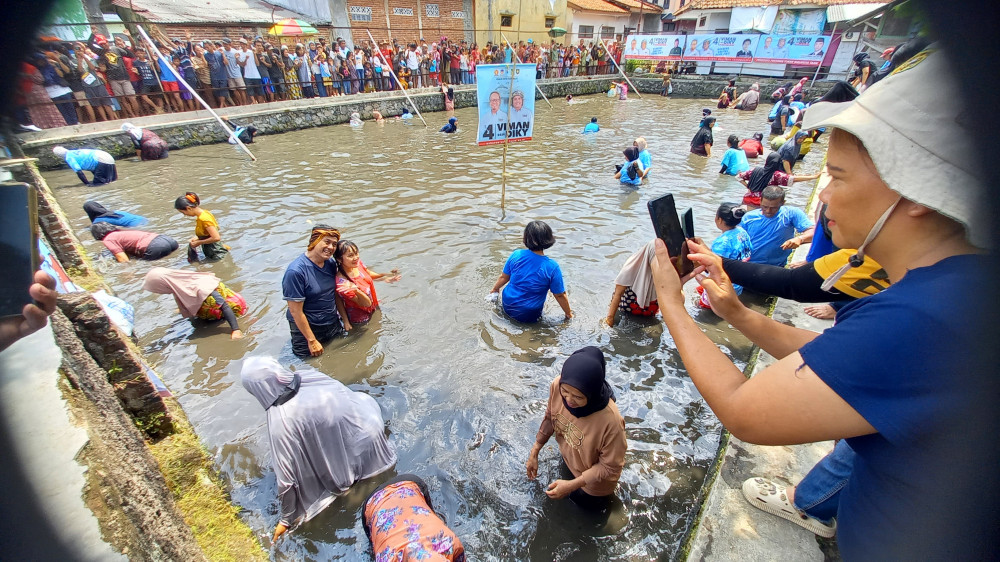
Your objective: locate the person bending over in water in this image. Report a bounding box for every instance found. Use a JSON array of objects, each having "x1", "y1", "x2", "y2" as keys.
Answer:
[
  {"x1": 142, "y1": 267, "x2": 247, "y2": 339},
  {"x1": 527, "y1": 347, "x2": 627, "y2": 511},
  {"x1": 605, "y1": 241, "x2": 658, "y2": 326},
  {"x1": 489, "y1": 220, "x2": 572, "y2": 322},
  {"x1": 90, "y1": 223, "x2": 178, "y2": 263},
  {"x1": 363, "y1": 475, "x2": 465, "y2": 561},
  {"x1": 174, "y1": 192, "x2": 229, "y2": 261},
  {"x1": 83, "y1": 201, "x2": 148, "y2": 227}
]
